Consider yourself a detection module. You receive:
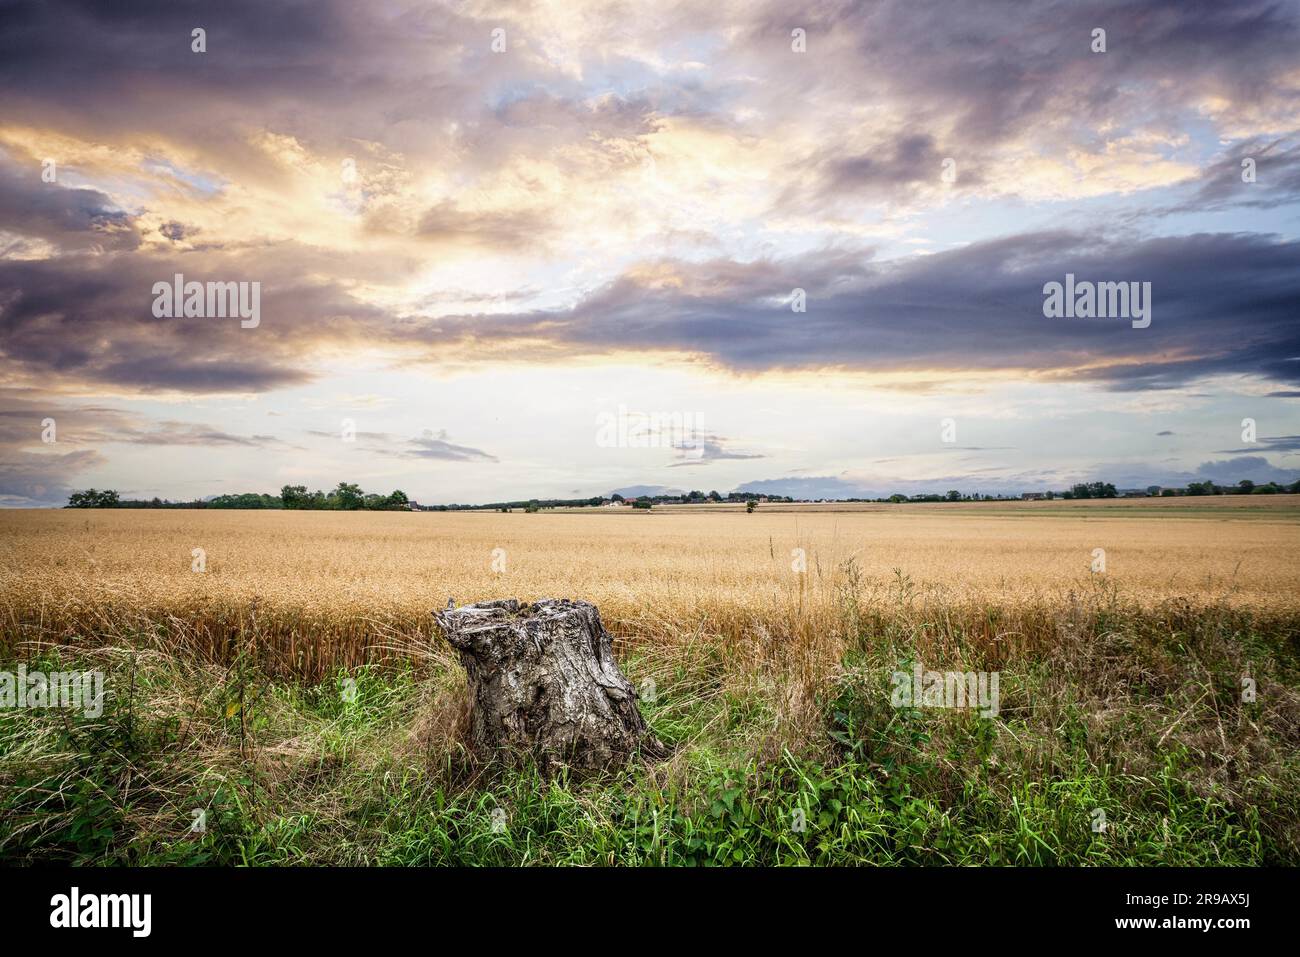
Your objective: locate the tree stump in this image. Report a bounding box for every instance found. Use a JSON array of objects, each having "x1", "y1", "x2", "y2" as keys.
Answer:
[{"x1": 433, "y1": 598, "x2": 664, "y2": 772}]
